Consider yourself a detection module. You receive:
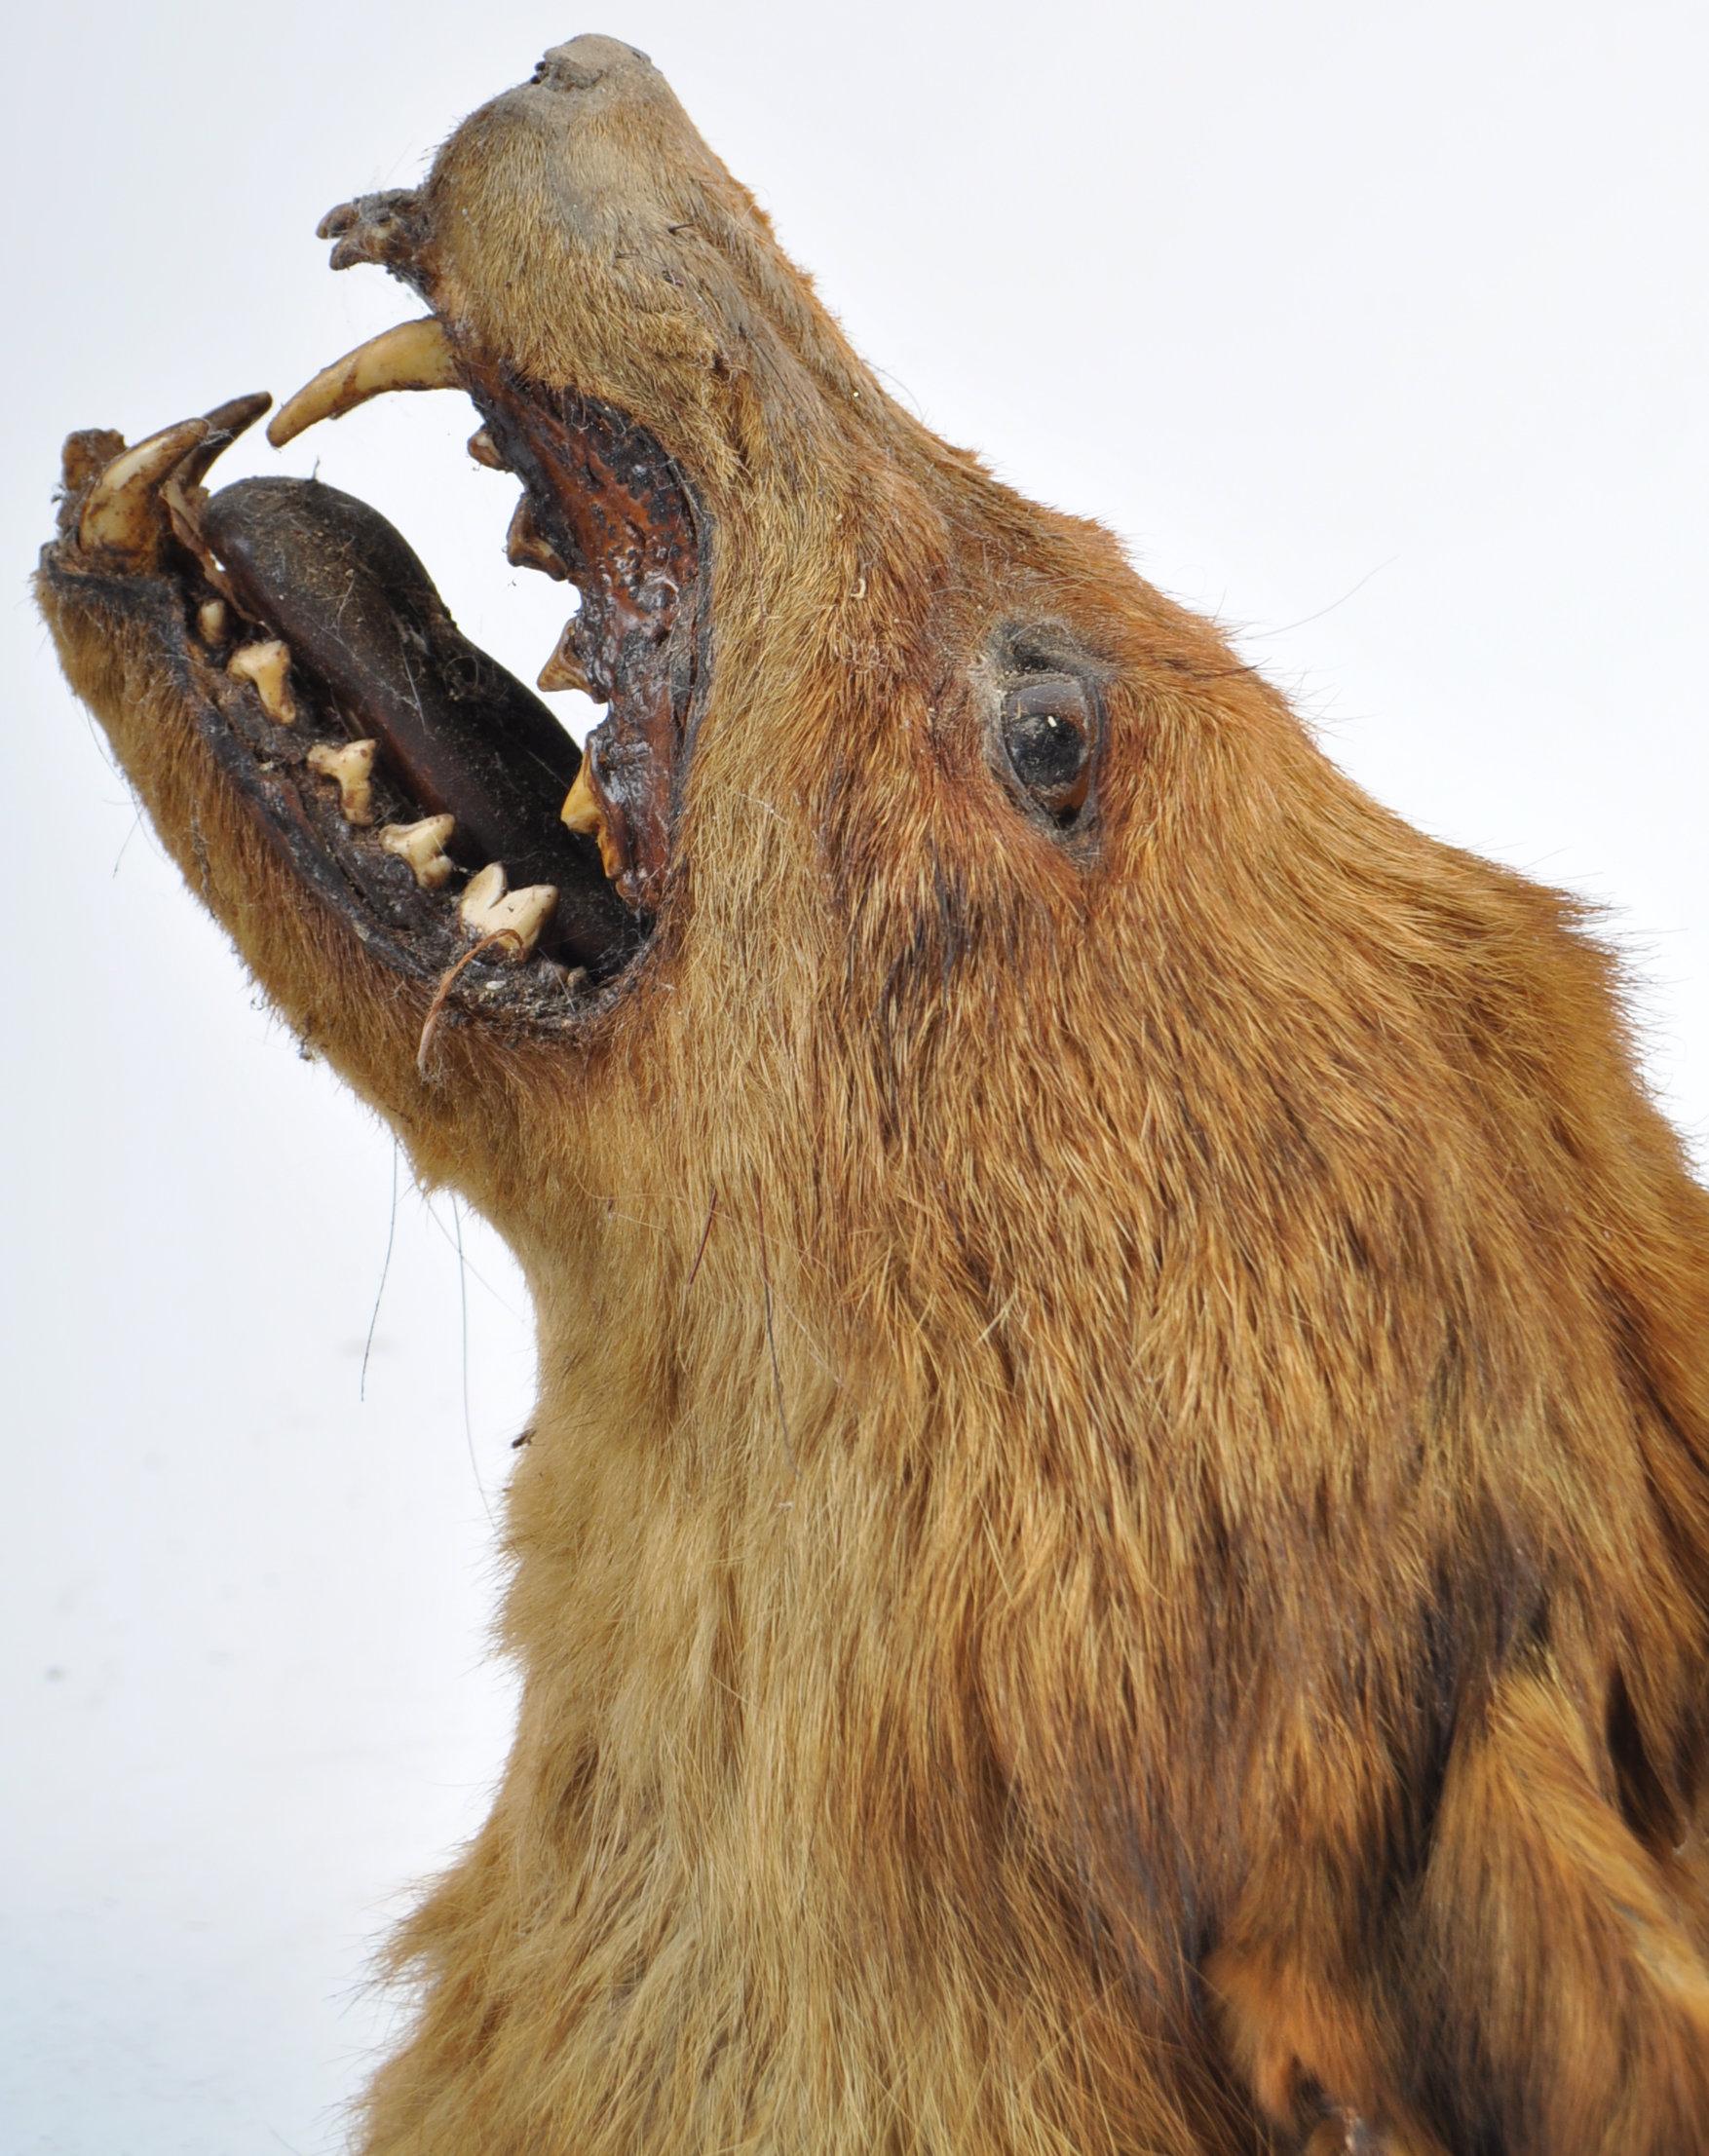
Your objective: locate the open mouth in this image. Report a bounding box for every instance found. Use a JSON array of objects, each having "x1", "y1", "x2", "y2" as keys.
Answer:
[{"x1": 58, "y1": 186, "x2": 708, "y2": 1031}]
